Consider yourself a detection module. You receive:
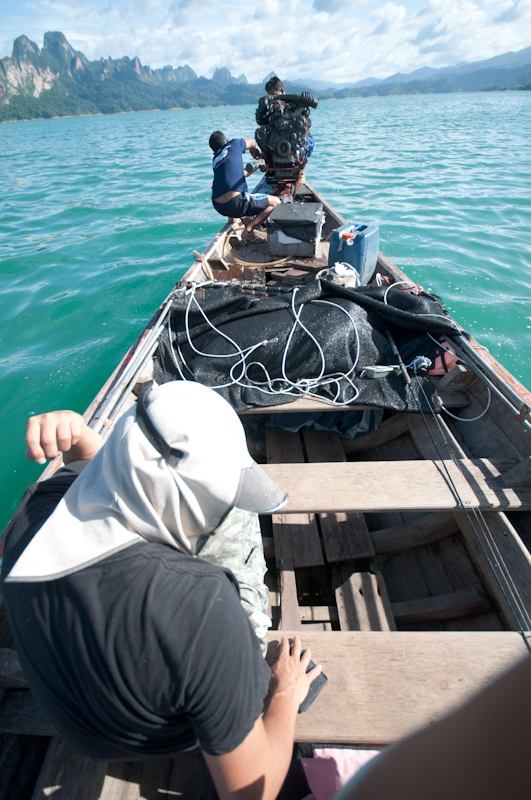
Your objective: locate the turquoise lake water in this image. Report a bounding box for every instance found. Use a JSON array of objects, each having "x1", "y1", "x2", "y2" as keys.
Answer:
[{"x1": 1, "y1": 92, "x2": 530, "y2": 532}]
